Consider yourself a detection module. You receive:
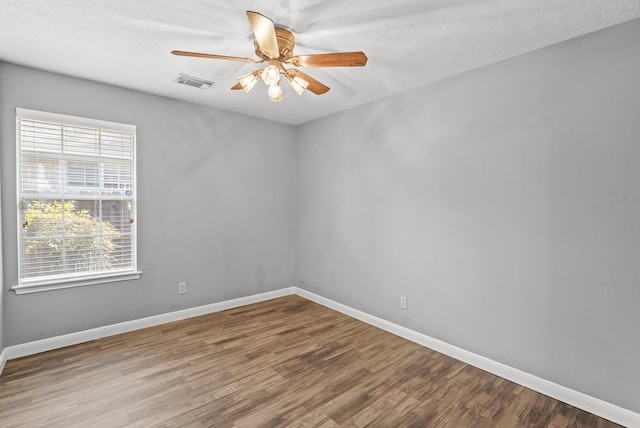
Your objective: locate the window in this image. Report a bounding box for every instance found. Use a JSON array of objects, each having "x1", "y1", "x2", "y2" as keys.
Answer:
[{"x1": 14, "y1": 108, "x2": 140, "y2": 294}]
